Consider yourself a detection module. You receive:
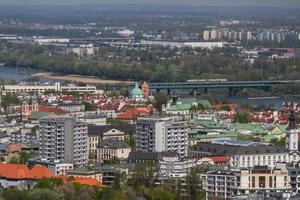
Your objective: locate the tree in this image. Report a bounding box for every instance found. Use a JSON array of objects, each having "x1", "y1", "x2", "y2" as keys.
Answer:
[
  {"x1": 1, "y1": 93, "x2": 20, "y2": 115},
  {"x1": 34, "y1": 178, "x2": 63, "y2": 190},
  {"x1": 234, "y1": 111, "x2": 250, "y2": 123},
  {"x1": 19, "y1": 152, "x2": 31, "y2": 164},
  {"x1": 112, "y1": 172, "x2": 126, "y2": 190},
  {"x1": 2, "y1": 187, "x2": 26, "y2": 200},
  {"x1": 8, "y1": 151, "x2": 30, "y2": 164},
  {"x1": 124, "y1": 135, "x2": 135, "y2": 149},
  {"x1": 270, "y1": 137, "x2": 285, "y2": 146},
  {"x1": 147, "y1": 187, "x2": 175, "y2": 200},
  {"x1": 154, "y1": 92, "x2": 168, "y2": 111},
  {"x1": 105, "y1": 157, "x2": 121, "y2": 165},
  {"x1": 186, "y1": 166, "x2": 208, "y2": 200},
  {"x1": 95, "y1": 188, "x2": 128, "y2": 200},
  {"x1": 29, "y1": 189, "x2": 64, "y2": 200},
  {"x1": 83, "y1": 101, "x2": 96, "y2": 111},
  {"x1": 106, "y1": 118, "x2": 125, "y2": 125},
  {"x1": 131, "y1": 163, "x2": 159, "y2": 188}
]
